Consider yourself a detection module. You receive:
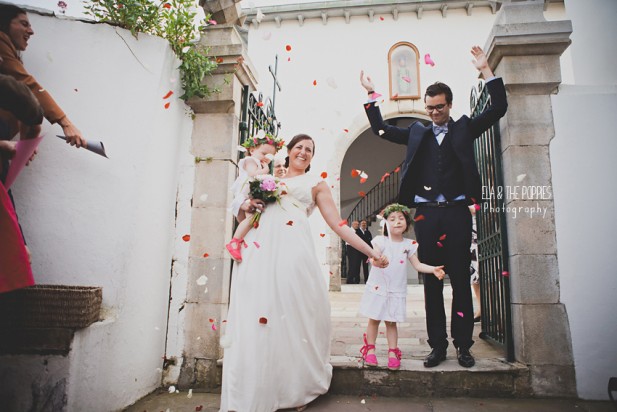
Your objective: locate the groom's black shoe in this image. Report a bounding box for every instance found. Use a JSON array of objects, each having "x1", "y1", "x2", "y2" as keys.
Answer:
[
  {"x1": 423, "y1": 347, "x2": 447, "y2": 368},
  {"x1": 457, "y1": 347, "x2": 475, "y2": 368}
]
